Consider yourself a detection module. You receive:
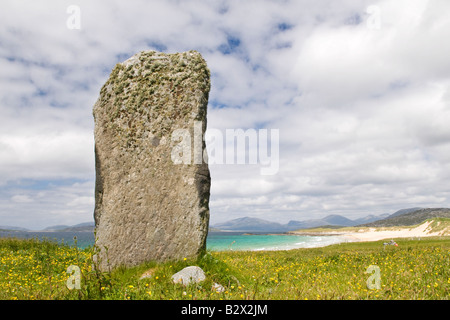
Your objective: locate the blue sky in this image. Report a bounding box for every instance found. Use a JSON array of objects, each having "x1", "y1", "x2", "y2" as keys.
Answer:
[{"x1": 1, "y1": 0, "x2": 450, "y2": 229}]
